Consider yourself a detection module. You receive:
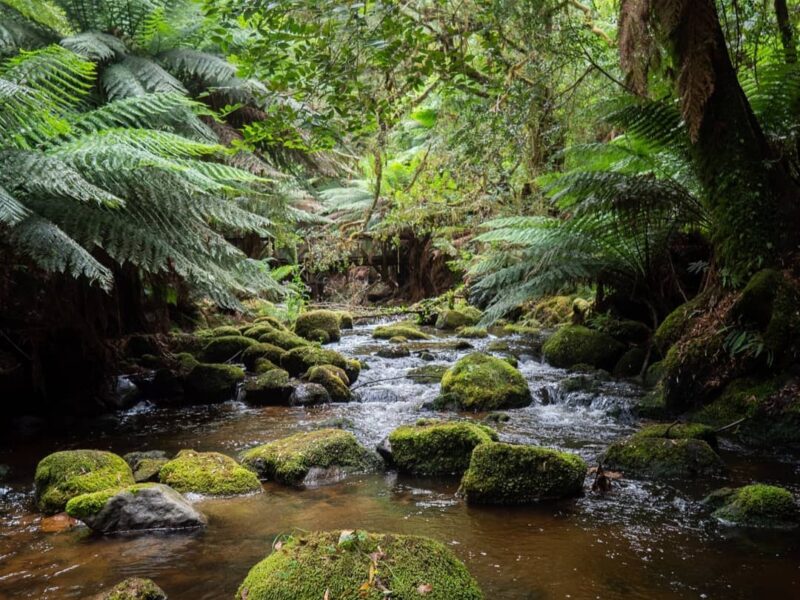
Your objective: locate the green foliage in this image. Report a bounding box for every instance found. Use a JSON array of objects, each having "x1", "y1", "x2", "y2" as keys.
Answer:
[{"x1": 159, "y1": 449, "x2": 261, "y2": 495}]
